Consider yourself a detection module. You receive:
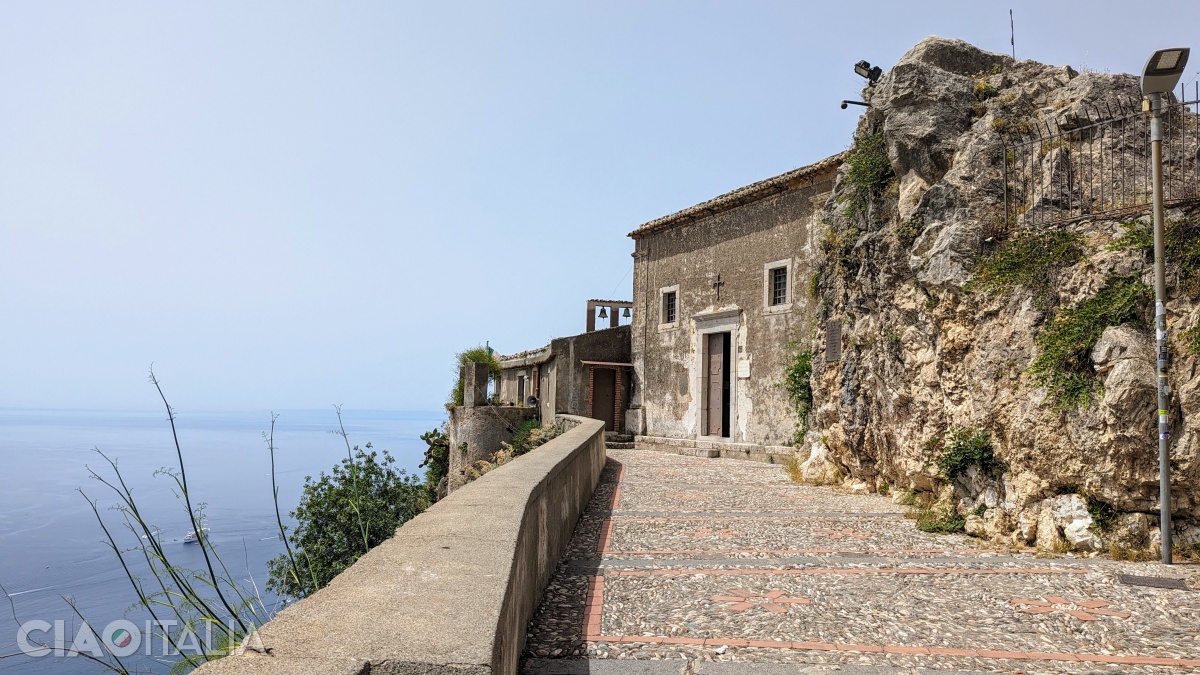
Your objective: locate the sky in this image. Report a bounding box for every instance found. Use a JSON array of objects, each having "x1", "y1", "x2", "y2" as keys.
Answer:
[{"x1": 3, "y1": 1, "x2": 1200, "y2": 413}]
